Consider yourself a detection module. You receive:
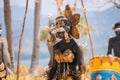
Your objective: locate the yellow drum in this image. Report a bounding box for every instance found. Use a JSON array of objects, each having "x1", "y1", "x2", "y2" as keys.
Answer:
[{"x1": 90, "y1": 56, "x2": 120, "y2": 80}]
